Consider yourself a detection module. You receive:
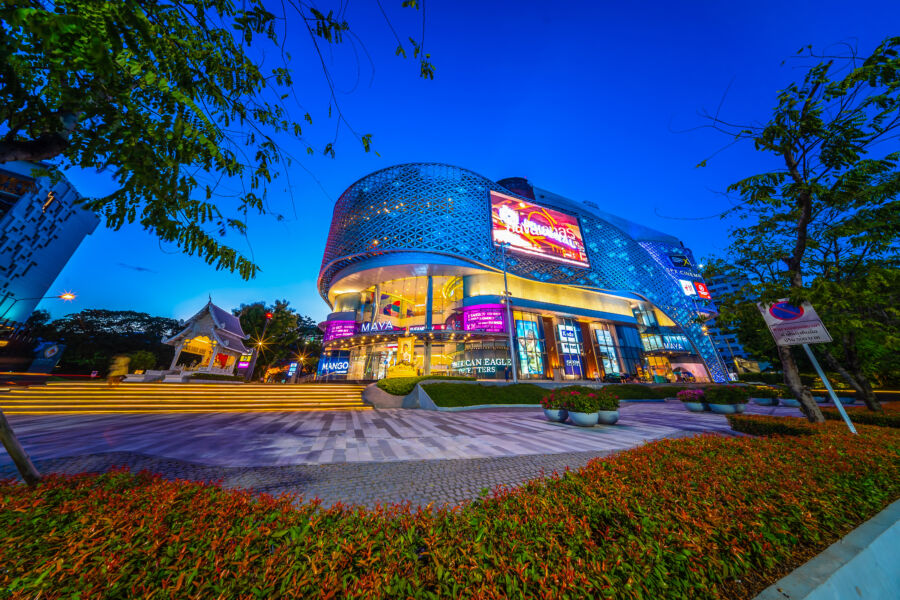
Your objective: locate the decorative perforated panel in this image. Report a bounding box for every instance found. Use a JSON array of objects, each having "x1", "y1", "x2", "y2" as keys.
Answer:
[{"x1": 318, "y1": 163, "x2": 727, "y2": 381}]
